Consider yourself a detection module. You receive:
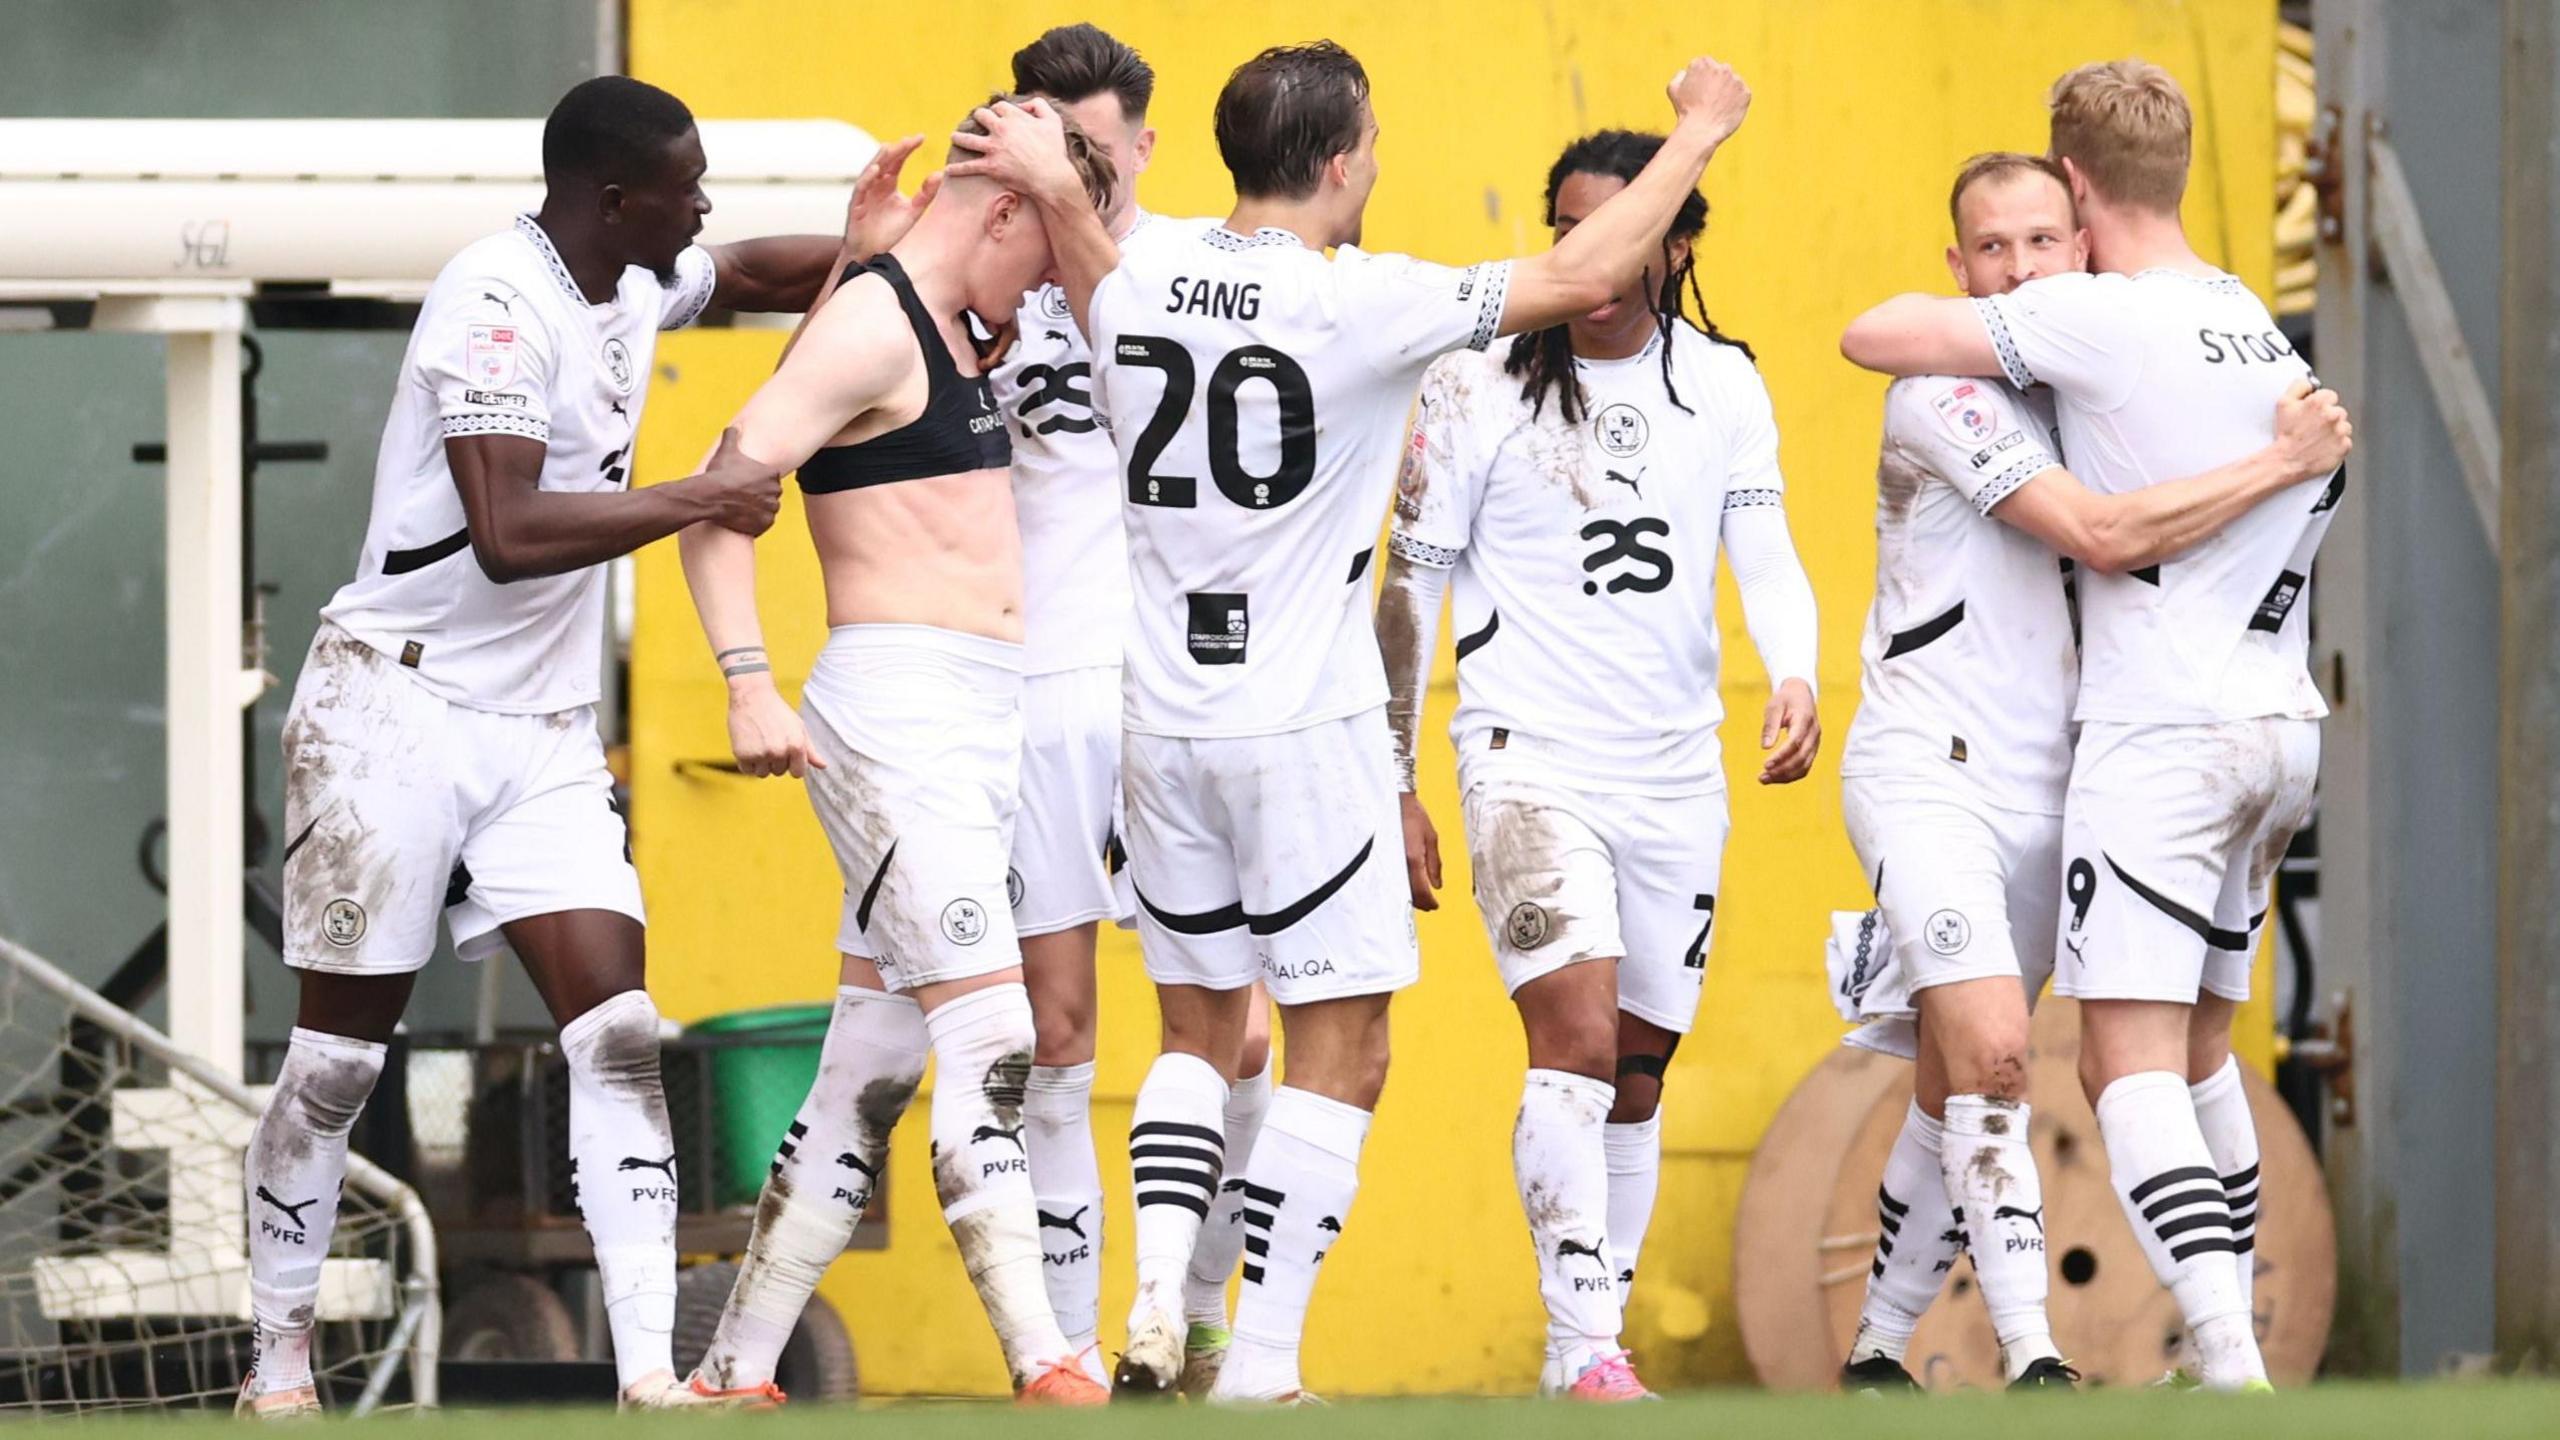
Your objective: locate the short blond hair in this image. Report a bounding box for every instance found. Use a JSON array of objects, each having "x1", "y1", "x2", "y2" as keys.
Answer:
[
  {"x1": 2047, "y1": 60, "x2": 2192, "y2": 213},
  {"x1": 1948, "y1": 151, "x2": 2074, "y2": 232}
]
